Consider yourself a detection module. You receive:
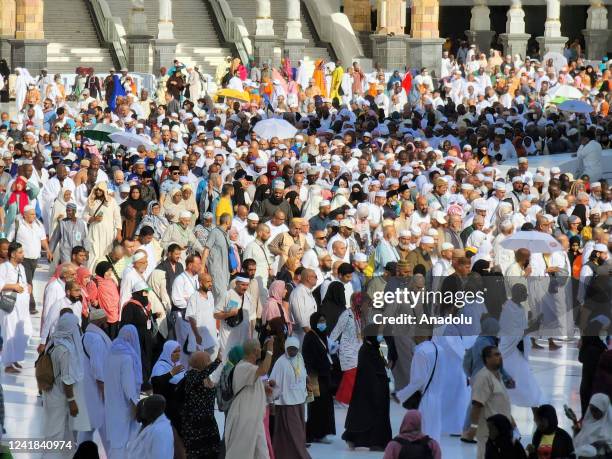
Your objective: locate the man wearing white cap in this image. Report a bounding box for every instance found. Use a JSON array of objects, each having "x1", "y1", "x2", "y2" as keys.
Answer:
[
  {"x1": 431, "y1": 242, "x2": 454, "y2": 291},
  {"x1": 120, "y1": 249, "x2": 149, "y2": 309},
  {"x1": 160, "y1": 210, "x2": 204, "y2": 255},
  {"x1": 577, "y1": 243, "x2": 609, "y2": 311},
  {"x1": 9, "y1": 204, "x2": 51, "y2": 314},
  {"x1": 309, "y1": 200, "x2": 331, "y2": 233},
  {"x1": 406, "y1": 235, "x2": 435, "y2": 273},
  {"x1": 213, "y1": 273, "x2": 253, "y2": 355},
  {"x1": 373, "y1": 220, "x2": 400, "y2": 276},
  {"x1": 238, "y1": 213, "x2": 260, "y2": 249},
  {"x1": 484, "y1": 182, "x2": 507, "y2": 228},
  {"x1": 327, "y1": 219, "x2": 354, "y2": 263}
]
